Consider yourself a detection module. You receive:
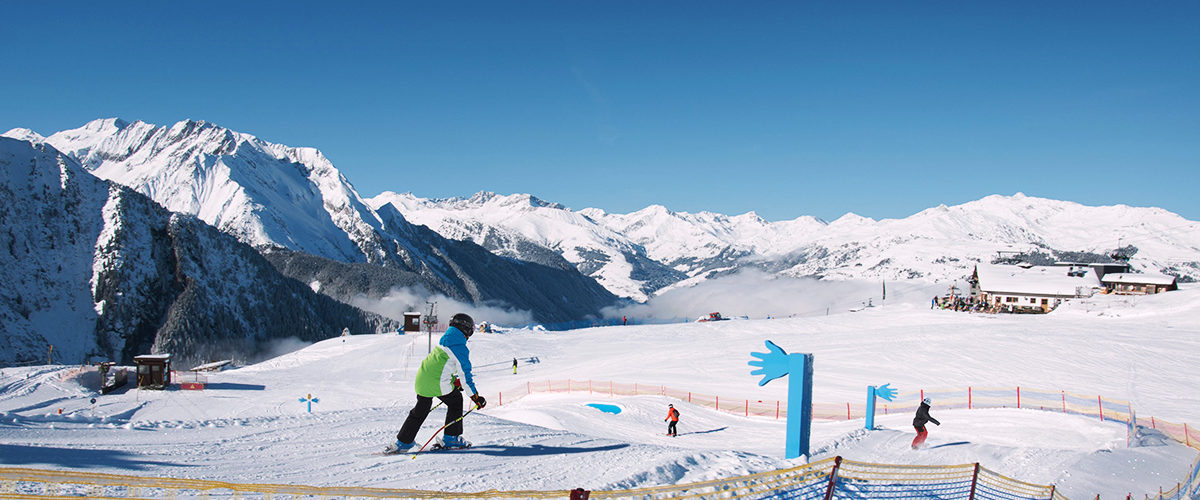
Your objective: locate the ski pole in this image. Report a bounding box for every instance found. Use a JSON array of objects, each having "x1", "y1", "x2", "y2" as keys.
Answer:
[{"x1": 413, "y1": 403, "x2": 481, "y2": 457}]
